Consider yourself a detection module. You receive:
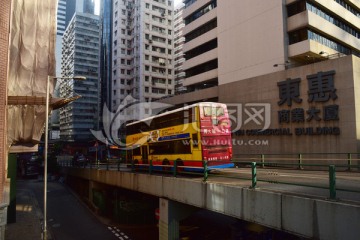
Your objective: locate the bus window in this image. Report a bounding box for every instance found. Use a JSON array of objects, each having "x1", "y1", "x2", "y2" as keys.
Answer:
[
  {"x1": 126, "y1": 150, "x2": 133, "y2": 161},
  {"x1": 203, "y1": 106, "x2": 224, "y2": 117},
  {"x1": 149, "y1": 140, "x2": 191, "y2": 155},
  {"x1": 133, "y1": 147, "x2": 141, "y2": 156}
]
